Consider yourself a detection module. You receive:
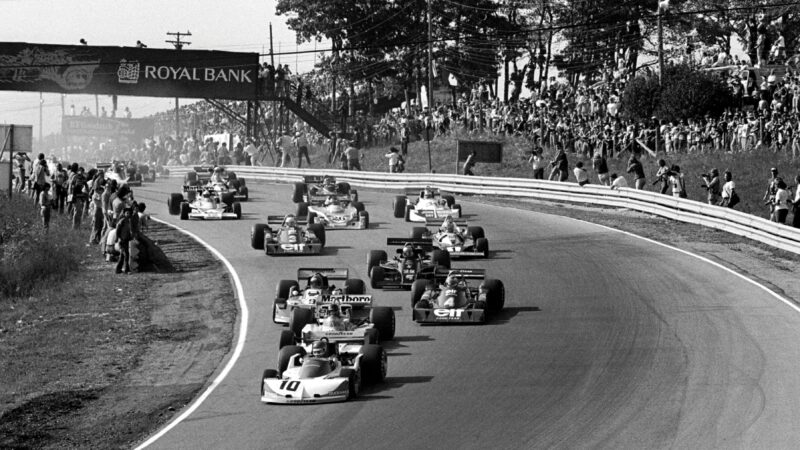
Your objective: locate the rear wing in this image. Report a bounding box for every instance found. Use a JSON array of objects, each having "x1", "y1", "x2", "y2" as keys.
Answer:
[
  {"x1": 297, "y1": 268, "x2": 349, "y2": 280},
  {"x1": 183, "y1": 185, "x2": 209, "y2": 192},
  {"x1": 267, "y1": 215, "x2": 308, "y2": 226},
  {"x1": 318, "y1": 294, "x2": 372, "y2": 305},
  {"x1": 193, "y1": 166, "x2": 215, "y2": 173},
  {"x1": 433, "y1": 267, "x2": 486, "y2": 281},
  {"x1": 387, "y1": 237, "x2": 433, "y2": 249},
  {"x1": 303, "y1": 175, "x2": 326, "y2": 184},
  {"x1": 95, "y1": 163, "x2": 112, "y2": 170}
]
